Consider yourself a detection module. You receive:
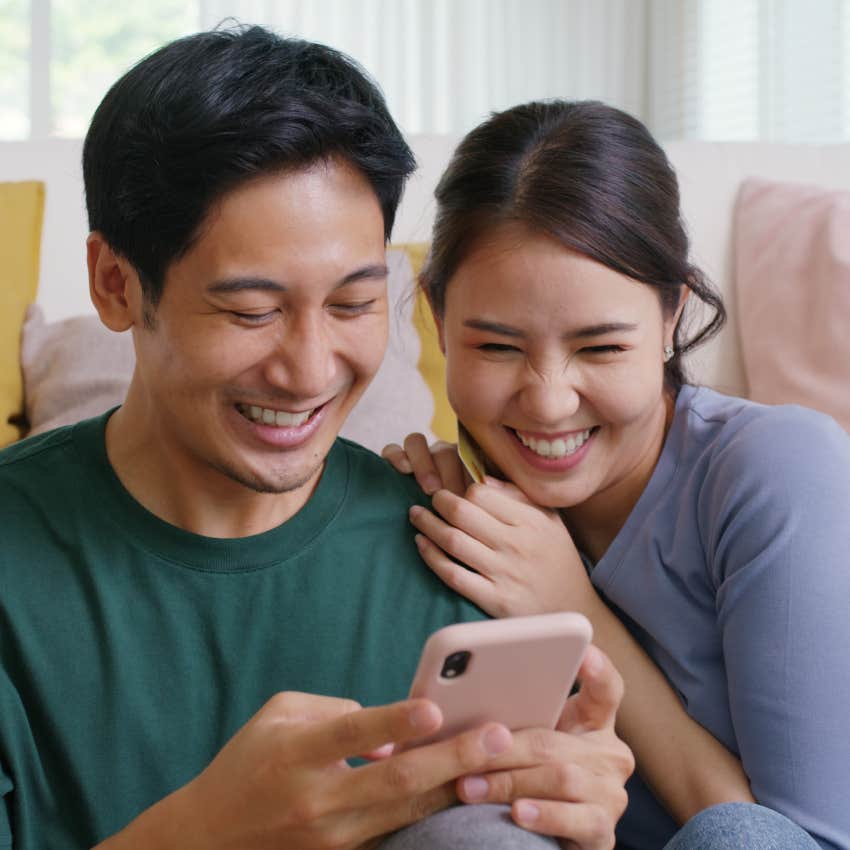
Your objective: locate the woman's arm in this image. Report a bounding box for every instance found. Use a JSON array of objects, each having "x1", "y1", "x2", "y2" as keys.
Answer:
[
  {"x1": 700, "y1": 409, "x2": 850, "y2": 850},
  {"x1": 399, "y1": 466, "x2": 754, "y2": 824}
]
